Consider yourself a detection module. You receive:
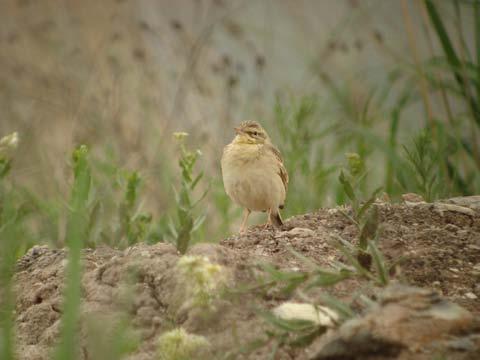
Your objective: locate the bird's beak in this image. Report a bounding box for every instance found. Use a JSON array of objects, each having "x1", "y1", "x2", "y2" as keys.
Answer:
[{"x1": 234, "y1": 127, "x2": 241, "y2": 135}]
